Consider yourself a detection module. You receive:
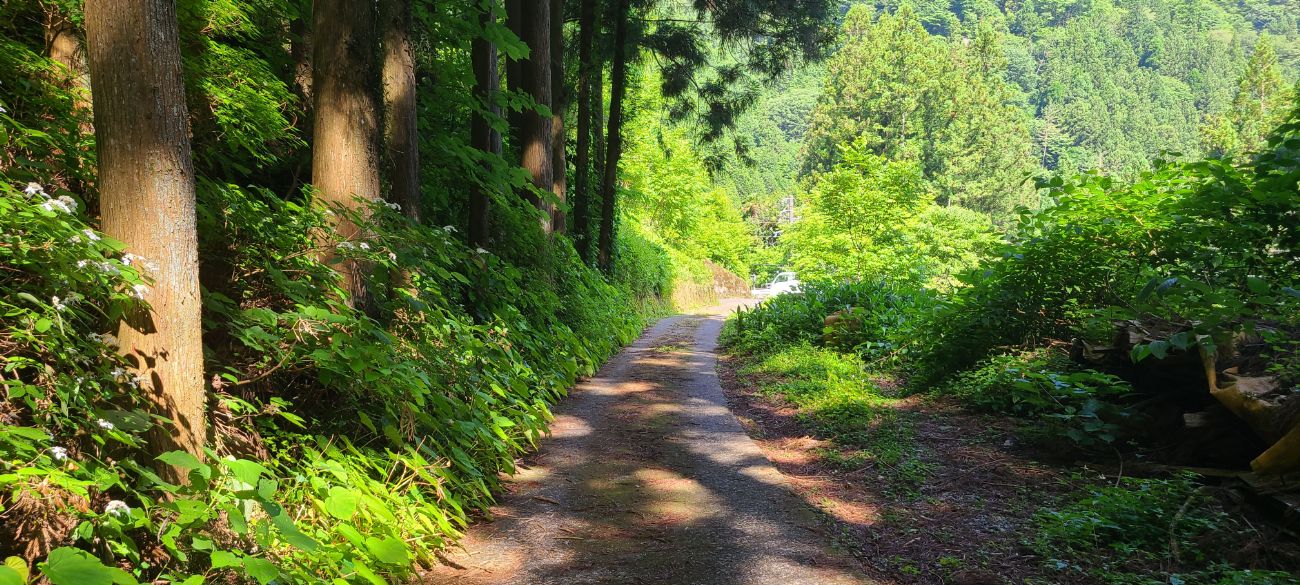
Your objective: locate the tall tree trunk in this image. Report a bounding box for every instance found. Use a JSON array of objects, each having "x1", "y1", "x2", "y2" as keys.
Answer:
[
  {"x1": 84, "y1": 0, "x2": 206, "y2": 479},
  {"x1": 312, "y1": 0, "x2": 381, "y2": 306},
  {"x1": 549, "y1": 0, "x2": 567, "y2": 233},
  {"x1": 572, "y1": 0, "x2": 596, "y2": 262},
  {"x1": 598, "y1": 0, "x2": 630, "y2": 273},
  {"x1": 469, "y1": 1, "x2": 501, "y2": 248},
  {"x1": 45, "y1": 12, "x2": 90, "y2": 112},
  {"x1": 290, "y1": 6, "x2": 313, "y2": 140},
  {"x1": 506, "y1": 0, "x2": 553, "y2": 232},
  {"x1": 381, "y1": 0, "x2": 421, "y2": 221}
]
